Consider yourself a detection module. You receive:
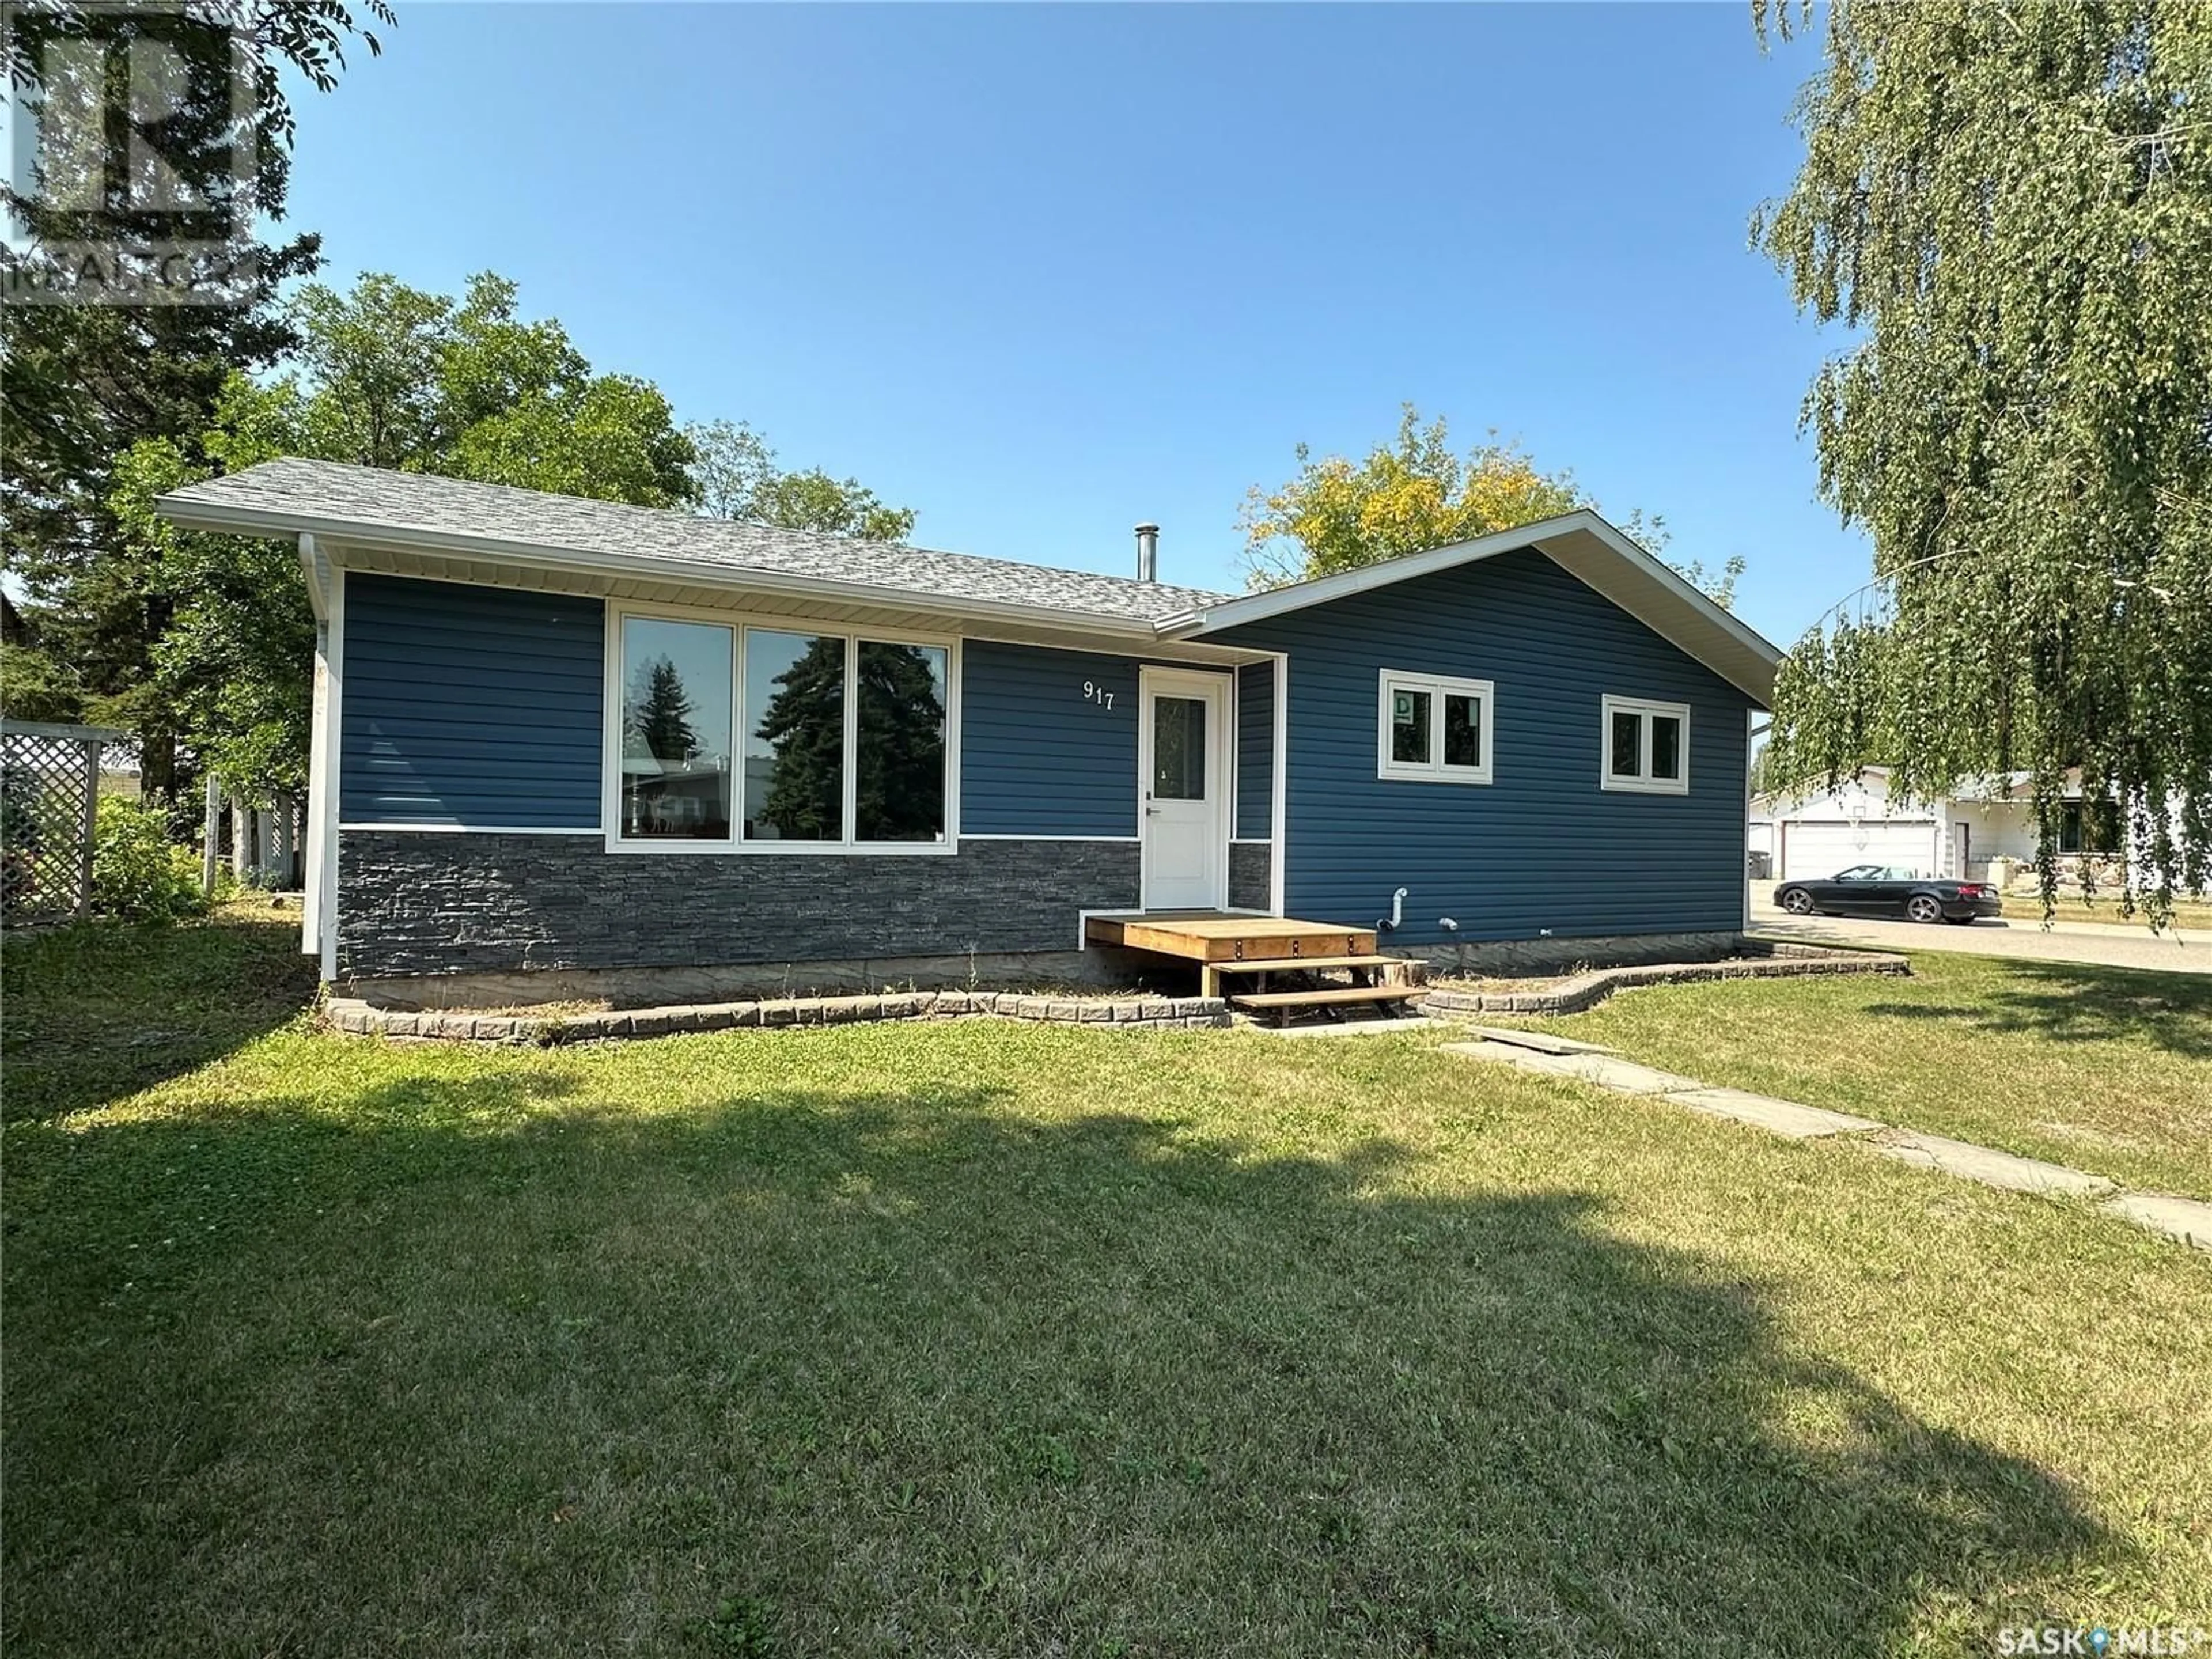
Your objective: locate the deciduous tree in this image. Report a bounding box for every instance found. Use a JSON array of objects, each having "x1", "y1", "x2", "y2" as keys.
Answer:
[
  {"x1": 686, "y1": 419, "x2": 916, "y2": 542},
  {"x1": 0, "y1": 0, "x2": 391, "y2": 806},
  {"x1": 111, "y1": 271, "x2": 699, "y2": 797},
  {"x1": 1753, "y1": 0, "x2": 2212, "y2": 918},
  {"x1": 1240, "y1": 404, "x2": 1740, "y2": 607}
]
